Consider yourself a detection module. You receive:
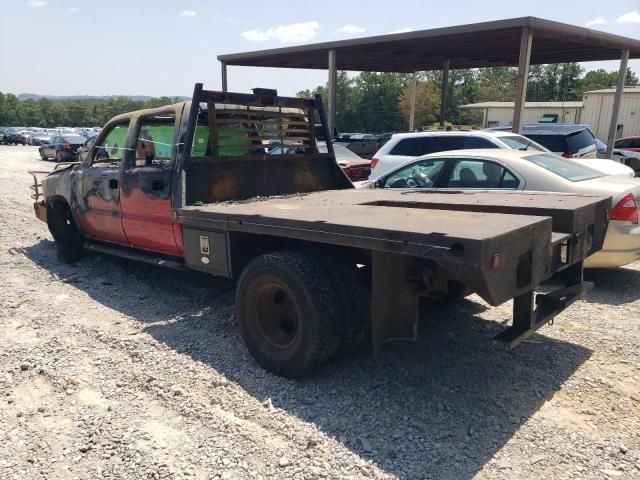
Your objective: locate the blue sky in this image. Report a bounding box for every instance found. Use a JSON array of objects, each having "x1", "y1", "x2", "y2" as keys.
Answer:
[{"x1": 1, "y1": 0, "x2": 639, "y2": 97}]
